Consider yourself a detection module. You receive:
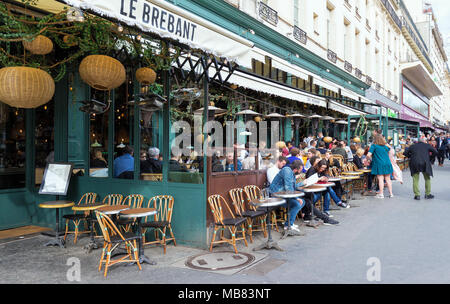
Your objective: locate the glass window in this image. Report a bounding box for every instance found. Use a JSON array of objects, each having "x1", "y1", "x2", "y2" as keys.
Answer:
[
  {"x1": 35, "y1": 100, "x2": 54, "y2": 185},
  {"x1": 89, "y1": 90, "x2": 109, "y2": 178},
  {"x1": 139, "y1": 81, "x2": 164, "y2": 182},
  {"x1": 0, "y1": 104, "x2": 26, "y2": 189},
  {"x1": 403, "y1": 86, "x2": 429, "y2": 118}
]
